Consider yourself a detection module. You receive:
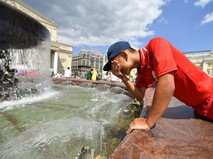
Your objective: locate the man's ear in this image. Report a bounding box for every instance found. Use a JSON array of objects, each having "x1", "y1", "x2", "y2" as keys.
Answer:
[{"x1": 120, "y1": 50, "x2": 128, "y2": 61}]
